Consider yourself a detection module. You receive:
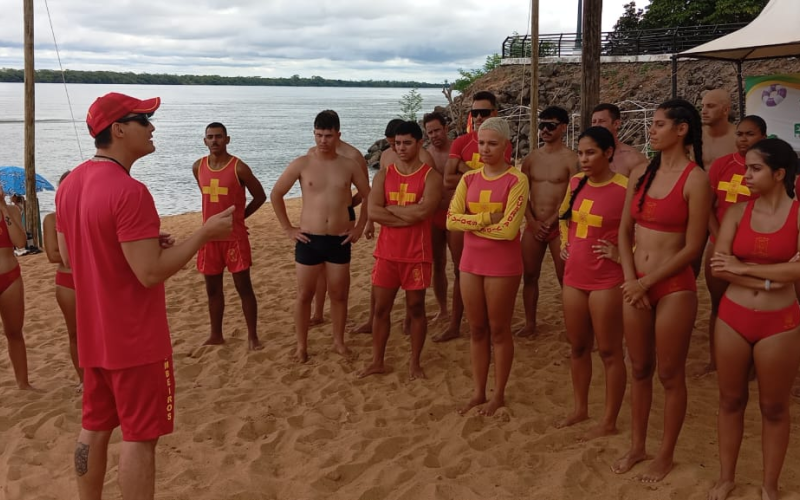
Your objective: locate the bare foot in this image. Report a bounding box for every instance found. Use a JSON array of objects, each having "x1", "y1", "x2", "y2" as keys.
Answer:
[
  {"x1": 350, "y1": 321, "x2": 372, "y2": 334},
  {"x1": 333, "y1": 343, "x2": 356, "y2": 361},
  {"x1": 75, "y1": 382, "x2": 84, "y2": 394},
  {"x1": 408, "y1": 363, "x2": 426, "y2": 381},
  {"x1": 202, "y1": 336, "x2": 225, "y2": 346},
  {"x1": 554, "y1": 411, "x2": 588, "y2": 429},
  {"x1": 478, "y1": 396, "x2": 505, "y2": 416},
  {"x1": 432, "y1": 326, "x2": 460, "y2": 343},
  {"x1": 309, "y1": 316, "x2": 324, "y2": 327},
  {"x1": 358, "y1": 362, "x2": 385, "y2": 378},
  {"x1": 762, "y1": 485, "x2": 778, "y2": 500},
  {"x1": 458, "y1": 394, "x2": 487, "y2": 416},
  {"x1": 515, "y1": 325, "x2": 536, "y2": 338},
  {"x1": 579, "y1": 423, "x2": 618, "y2": 442},
  {"x1": 692, "y1": 362, "x2": 716, "y2": 379},
  {"x1": 249, "y1": 338, "x2": 265, "y2": 351},
  {"x1": 611, "y1": 449, "x2": 648, "y2": 474},
  {"x1": 17, "y1": 382, "x2": 35, "y2": 391},
  {"x1": 292, "y1": 348, "x2": 309, "y2": 363},
  {"x1": 636, "y1": 456, "x2": 674, "y2": 483},
  {"x1": 707, "y1": 480, "x2": 736, "y2": 500}
]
